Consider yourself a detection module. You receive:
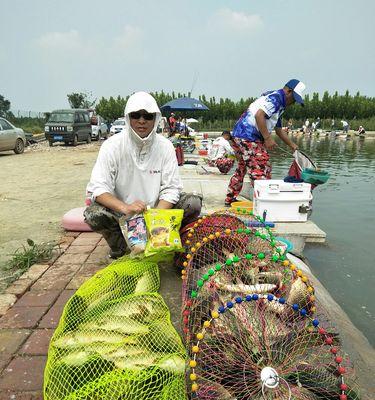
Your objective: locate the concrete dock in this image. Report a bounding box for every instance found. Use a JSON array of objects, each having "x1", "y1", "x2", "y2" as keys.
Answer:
[{"x1": 180, "y1": 161, "x2": 326, "y2": 254}]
